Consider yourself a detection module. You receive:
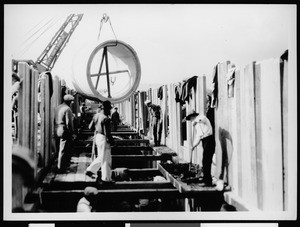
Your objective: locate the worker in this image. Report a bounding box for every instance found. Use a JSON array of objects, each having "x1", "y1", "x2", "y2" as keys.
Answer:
[
  {"x1": 79, "y1": 102, "x2": 89, "y2": 128},
  {"x1": 76, "y1": 187, "x2": 99, "y2": 212},
  {"x1": 184, "y1": 103, "x2": 215, "y2": 186},
  {"x1": 144, "y1": 99, "x2": 162, "y2": 146},
  {"x1": 53, "y1": 94, "x2": 76, "y2": 173},
  {"x1": 111, "y1": 106, "x2": 121, "y2": 131},
  {"x1": 85, "y1": 100, "x2": 114, "y2": 183}
]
